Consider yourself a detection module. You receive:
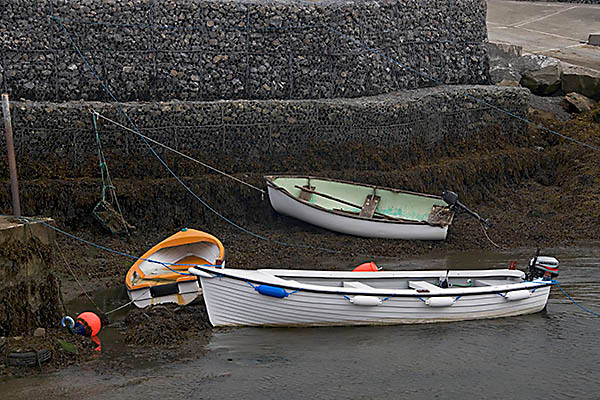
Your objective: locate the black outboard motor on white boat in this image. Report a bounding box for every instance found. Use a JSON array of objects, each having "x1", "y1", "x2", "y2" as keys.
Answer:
[
  {"x1": 527, "y1": 249, "x2": 559, "y2": 280},
  {"x1": 442, "y1": 191, "x2": 491, "y2": 228}
]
